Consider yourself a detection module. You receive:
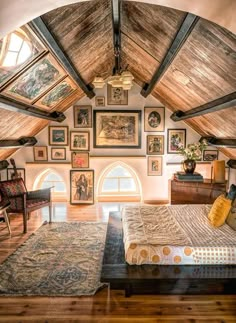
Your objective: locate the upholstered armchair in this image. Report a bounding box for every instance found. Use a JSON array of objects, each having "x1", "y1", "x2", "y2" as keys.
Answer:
[{"x1": 0, "y1": 178, "x2": 52, "y2": 233}]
